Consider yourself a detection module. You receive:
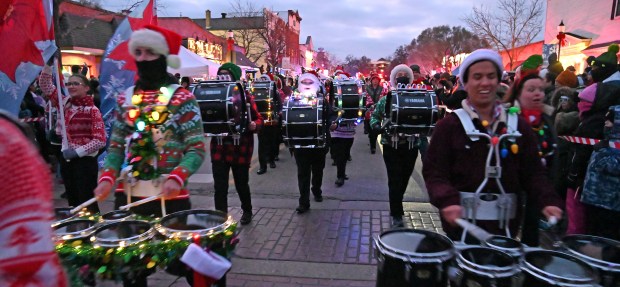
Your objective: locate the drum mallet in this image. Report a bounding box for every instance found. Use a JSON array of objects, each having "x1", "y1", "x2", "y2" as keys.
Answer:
[
  {"x1": 70, "y1": 197, "x2": 98, "y2": 214},
  {"x1": 456, "y1": 218, "x2": 493, "y2": 242},
  {"x1": 119, "y1": 195, "x2": 161, "y2": 210}
]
